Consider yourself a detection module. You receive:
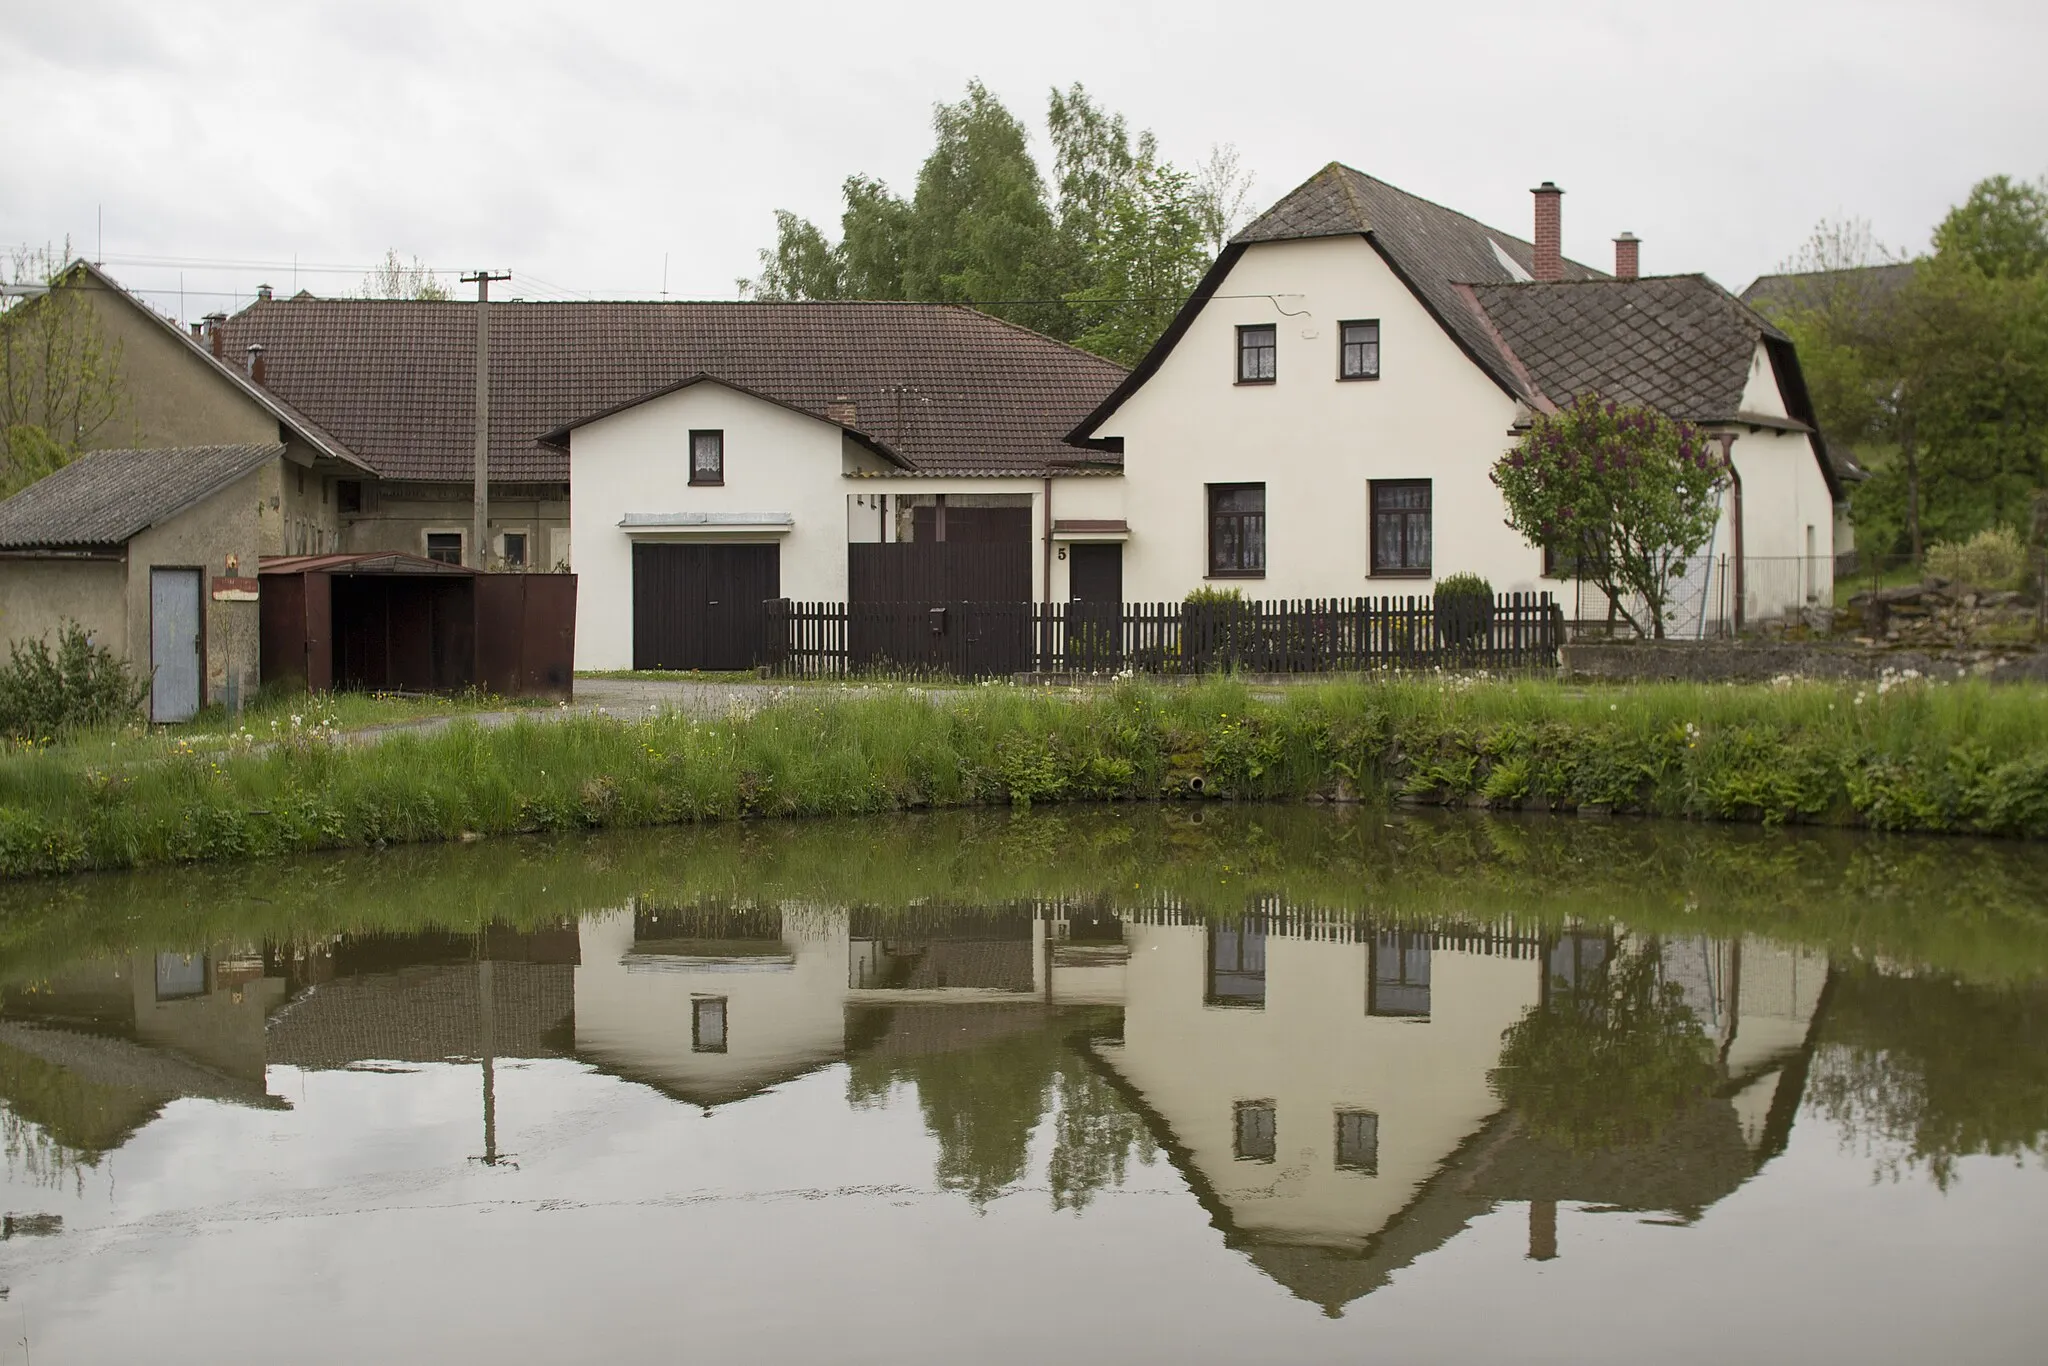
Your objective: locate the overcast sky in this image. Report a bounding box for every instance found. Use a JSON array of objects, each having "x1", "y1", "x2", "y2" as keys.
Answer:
[{"x1": 5, "y1": 0, "x2": 2044, "y2": 324}]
